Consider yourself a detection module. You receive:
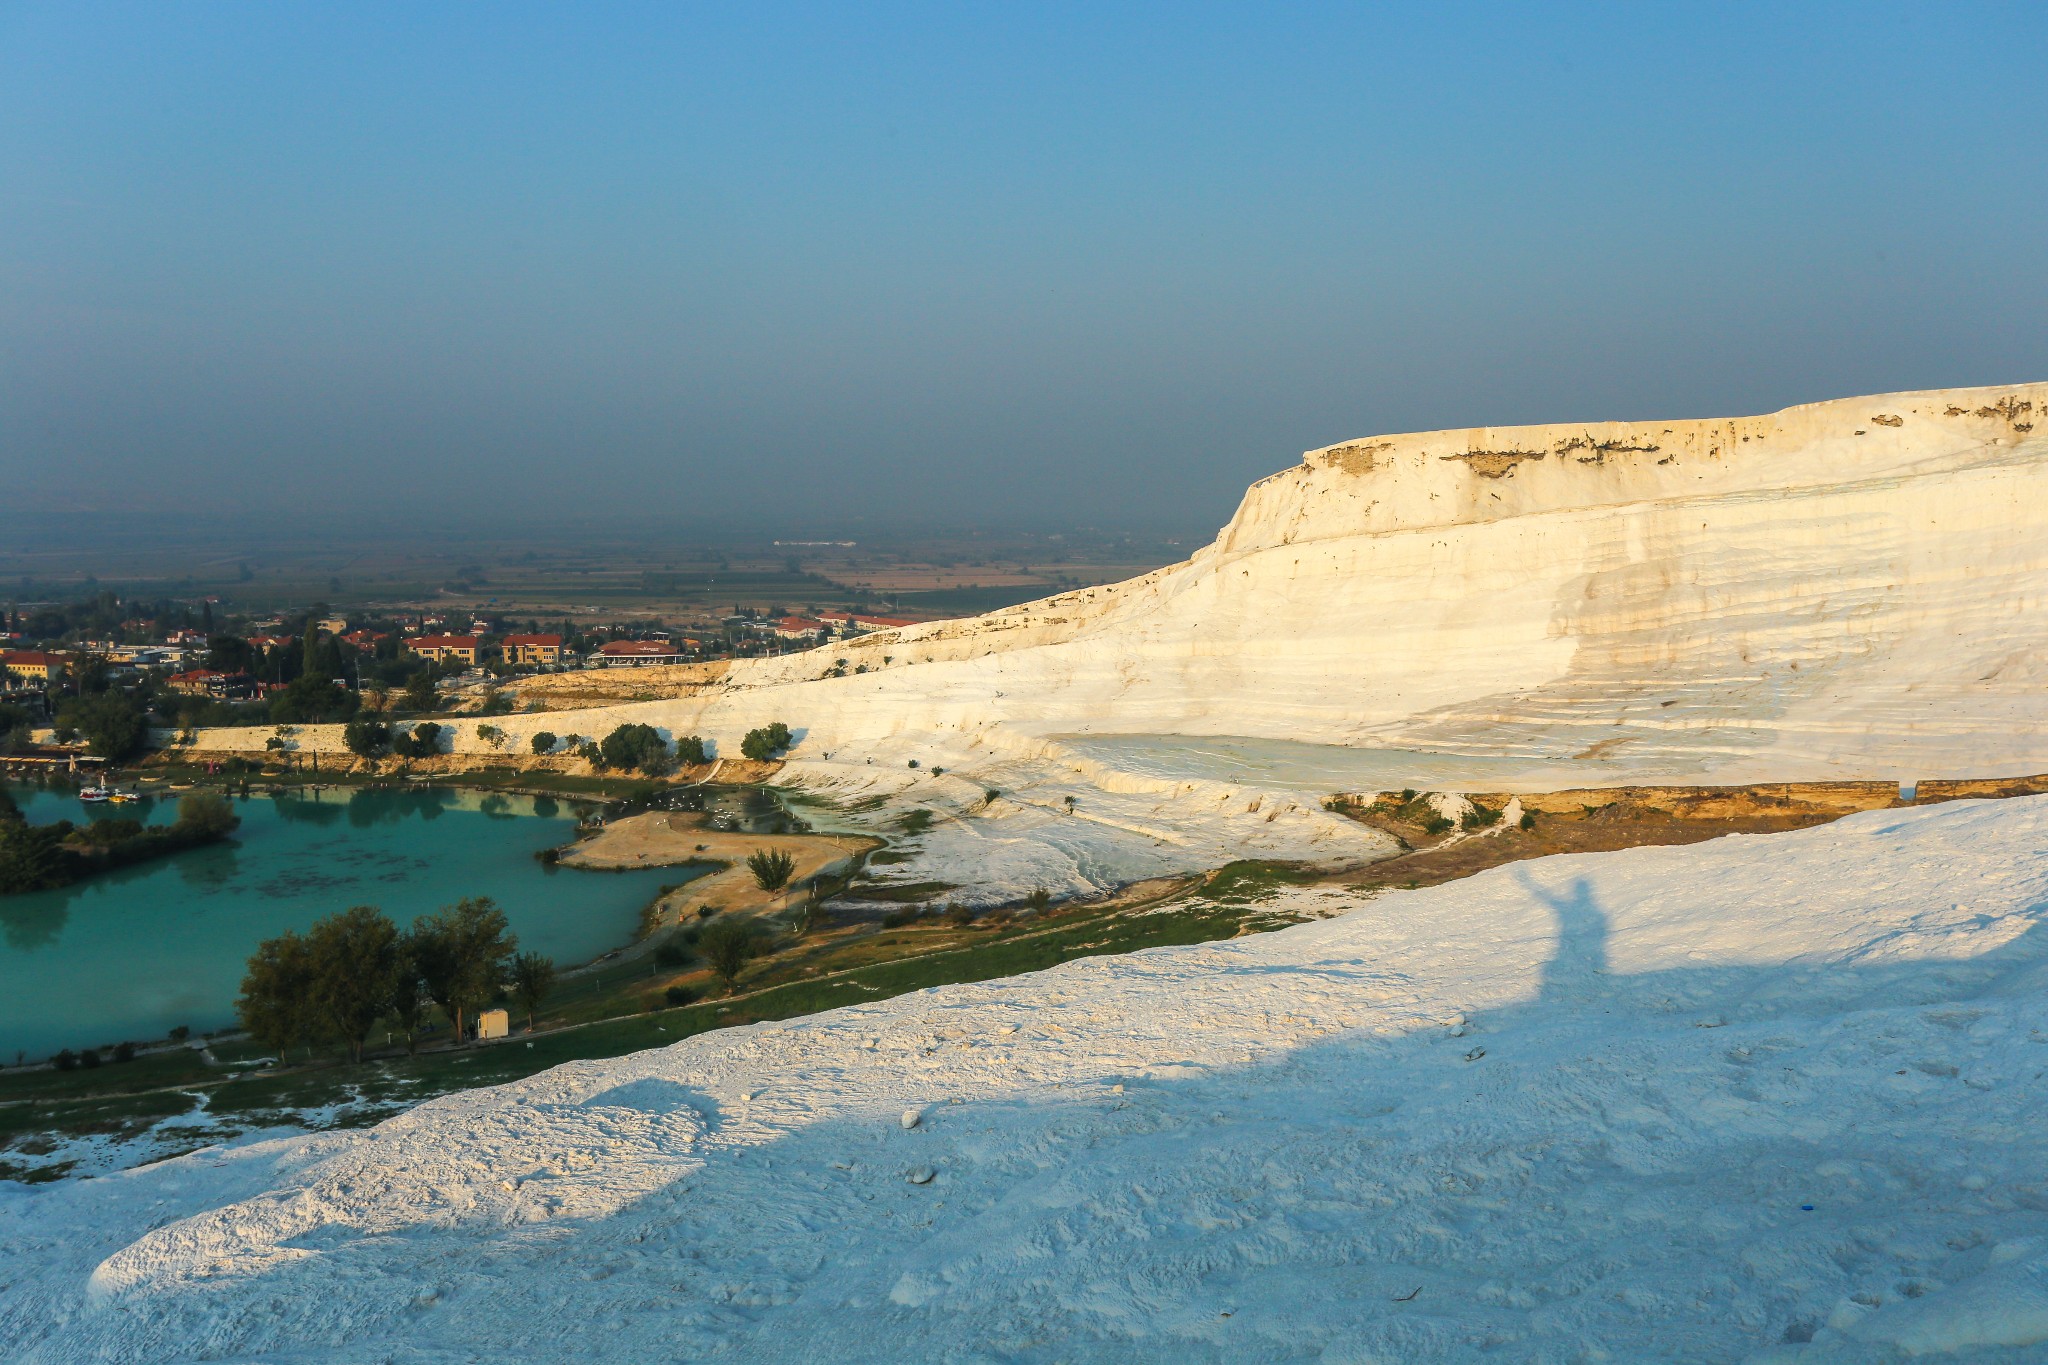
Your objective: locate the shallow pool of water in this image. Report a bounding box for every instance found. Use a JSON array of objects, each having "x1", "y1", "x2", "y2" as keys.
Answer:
[{"x1": 0, "y1": 784, "x2": 696, "y2": 1062}]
